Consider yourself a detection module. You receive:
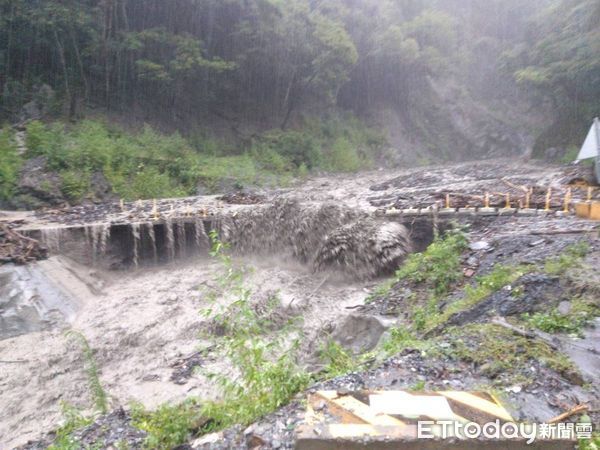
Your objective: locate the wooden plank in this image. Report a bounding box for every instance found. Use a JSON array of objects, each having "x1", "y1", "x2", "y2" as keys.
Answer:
[
  {"x1": 590, "y1": 202, "x2": 600, "y2": 220},
  {"x1": 315, "y1": 391, "x2": 405, "y2": 426},
  {"x1": 575, "y1": 202, "x2": 591, "y2": 218},
  {"x1": 439, "y1": 391, "x2": 514, "y2": 422}
]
